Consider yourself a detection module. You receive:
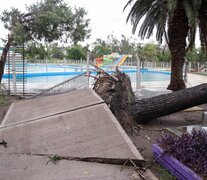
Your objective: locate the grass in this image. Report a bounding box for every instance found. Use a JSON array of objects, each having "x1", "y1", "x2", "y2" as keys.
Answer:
[
  {"x1": 152, "y1": 163, "x2": 176, "y2": 180},
  {"x1": 0, "y1": 96, "x2": 6, "y2": 105},
  {"x1": 0, "y1": 84, "x2": 7, "y2": 105},
  {"x1": 196, "y1": 72, "x2": 207, "y2": 76}
]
